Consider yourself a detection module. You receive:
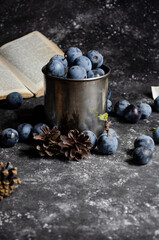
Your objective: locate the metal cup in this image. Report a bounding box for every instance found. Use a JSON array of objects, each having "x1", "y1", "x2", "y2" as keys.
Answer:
[{"x1": 42, "y1": 65, "x2": 110, "y2": 137}]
